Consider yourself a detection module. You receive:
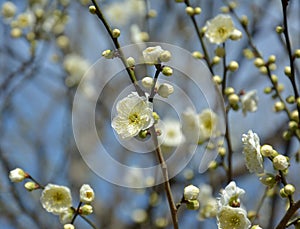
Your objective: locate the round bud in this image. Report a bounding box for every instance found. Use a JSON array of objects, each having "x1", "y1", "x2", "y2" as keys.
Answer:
[
  {"x1": 273, "y1": 155, "x2": 289, "y2": 170},
  {"x1": 268, "y1": 55, "x2": 276, "y2": 64},
  {"x1": 152, "y1": 112, "x2": 160, "y2": 122},
  {"x1": 259, "y1": 66, "x2": 268, "y2": 75},
  {"x1": 184, "y1": 185, "x2": 200, "y2": 201},
  {"x1": 79, "y1": 204, "x2": 93, "y2": 215},
  {"x1": 24, "y1": 181, "x2": 38, "y2": 191},
  {"x1": 280, "y1": 188, "x2": 288, "y2": 198},
  {"x1": 213, "y1": 75, "x2": 222, "y2": 84},
  {"x1": 102, "y1": 50, "x2": 114, "y2": 59},
  {"x1": 294, "y1": 49, "x2": 300, "y2": 58},
  {"x1": 157, "y1": 83, "x2": 174, "y2": 98},
  {"x1": 274, "y1": 101, "x2": 285, "y2": 112},
  {"x1": 208, "y1": 160, "x2": 218, "y2": 170},
  {"x1": 159, "y1": 50, "x2": 172, "y2": 62},
  {"x1": 148, "y1": 9, "x2": 157, "y2": 18},
  {"x1": 212, "y1": 56, "x2": 220, "y2": 65},
  {"x1": 286, "y1": 95, "x2": 295, "y2": 104},
  {"x1": 271, "y1": 74, "x2": 278, "y2": 84},
  {"x1": 284, "y1": 66, "x2": 291, "y2": 77},
  {"x1": 240, "y1": 15, "x2": 248, "y2": 26},
  {"x1": 127, "y1": 57, "x2": 135, "y2": 67},
  {"x1": 218, "y1": 147, "x2": 226, "y2": 156},
  {"x1": 194, "y1": 7, "x2": 201, "y2": 14},
  {"x1": 254, "y1": 58, "x2": 265, "y2": 68},
  {"x1": 261, "y1": 144, "x2": 273, "y2": 157},
  {"x1": 228, "y1": 61, "x2": 239, "y2": 71},
  {"x1": 185, "y1": 6, "x2": 194, "y2": 16},
  {"x1": 276, "y1": 26, "x2": 283, "y2": 33},
  {"x1": 220, "y1": 6, "x2": 230, "y2": 13},
  {"x1": 192, "y1": 51, "x2": 203, "y2": 59},
  {"x1": 264, "y1": 87, "x2": 272, "y2": 94},
  {"x1": 162, "y1": 66, "x2": 173, "y2": 76},
  {"x1": 112, "y1": 28, "x2": 121, "y2": 38},
  {"x1": 215, "y1": 47, "x2": 225, "y2": 57},
  {"x1": 89, "y1": 5, "x2": 96, "y2": 14},
  {"x1": 291, "y1": 110, "x2": 299, "y2": 122},
  {"x1": 228, "y1": 94, "x2": 239, "y2": 106},
  {"x1": 284, "y1": 184, "x2": 295, "y2": 195},
  {"x1": 141, "y1": 77, "x2": 154, "y2": 89},
  {"x1": 224, "y1": 87, "x2": 235, "y2": 95}
]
